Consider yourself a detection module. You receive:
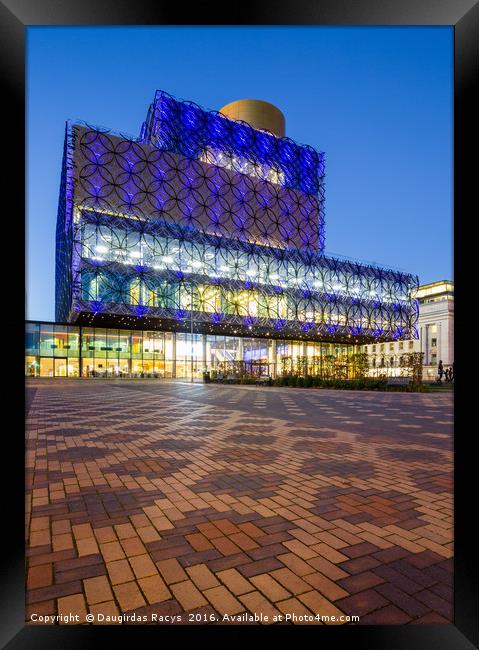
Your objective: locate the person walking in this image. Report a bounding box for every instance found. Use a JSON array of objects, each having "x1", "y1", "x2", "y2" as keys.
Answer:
[{"x1": 437, "y1": 360, "x2": 444, "y2": 384}]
